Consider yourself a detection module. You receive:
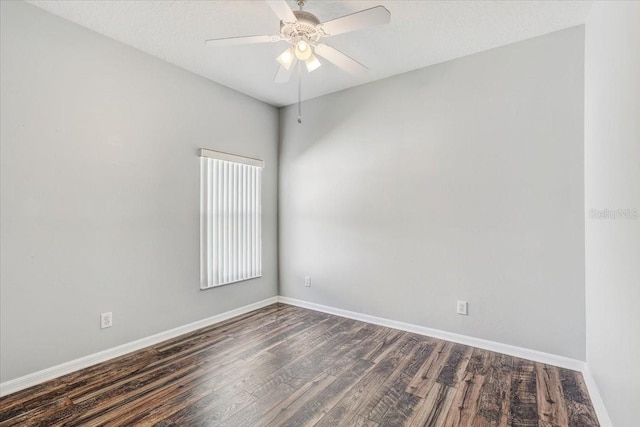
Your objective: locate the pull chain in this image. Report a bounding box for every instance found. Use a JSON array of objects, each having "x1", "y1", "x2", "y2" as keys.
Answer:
[
  {"x1": 296, "y1": 0, "x2": 305, "y2": 124},
  {"x1": 297, "y1": 61, "x2": 302, "y2": 124}
]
